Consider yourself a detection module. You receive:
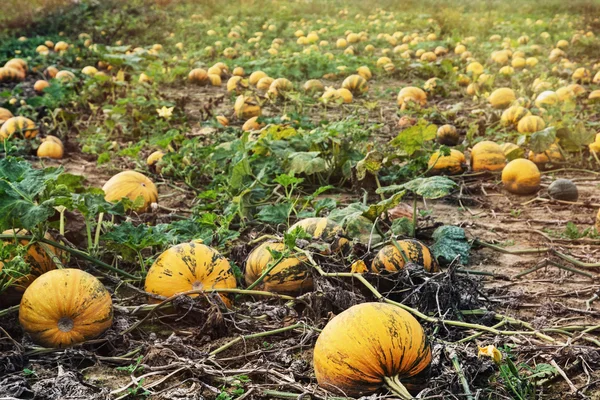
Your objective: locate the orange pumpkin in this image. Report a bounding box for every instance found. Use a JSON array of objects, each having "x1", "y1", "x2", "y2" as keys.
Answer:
[
  {"x1": 102, "y1": 171, "x2": 158, "y2": 212},
  {"x1": 19, "y1": 268, "x2": 113, "y2": 348},
  {"x1": 314, "y1": 302, "x2": 431, "y2": 398},
  {"x1": 144, "y1": 241, "x2": 237, "y2": 306},
  {"x1": 470, "y1": 141, "x2": 506, "y2": 172},
  {"x1": 372, "y1": 240, "x2": 439, "y2": 273},
  {"x1": 188, "y1": 68, "x2": 209, "y2": 85},
  {"x1": 0, "y1": 116, "x2": 38, "y2": 140},
  {"x1": 33, "y1": 80, "x2": 50, "y2": 93},
  {"x1": 501, "y1": 159, "x2": 541, "y2": 195},
  {"x1": 0, "y1": 107, "x2": 13, "y2": 125},
  {"x1": 37, "y1": 139, "x2": 64, "y2": 159}
]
